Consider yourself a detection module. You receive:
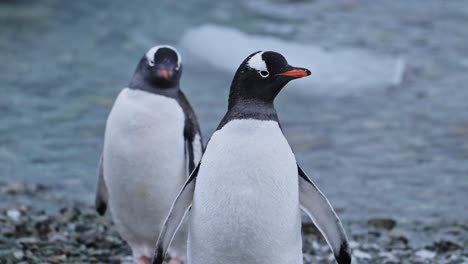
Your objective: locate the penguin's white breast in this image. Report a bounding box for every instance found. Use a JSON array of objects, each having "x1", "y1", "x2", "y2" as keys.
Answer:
[
  {"x1": 189, "y1": 119, "x2": 303, "y2": 263},
  {"x1": 103, "y1": 88, "x2": 186, "y2": 242}
]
